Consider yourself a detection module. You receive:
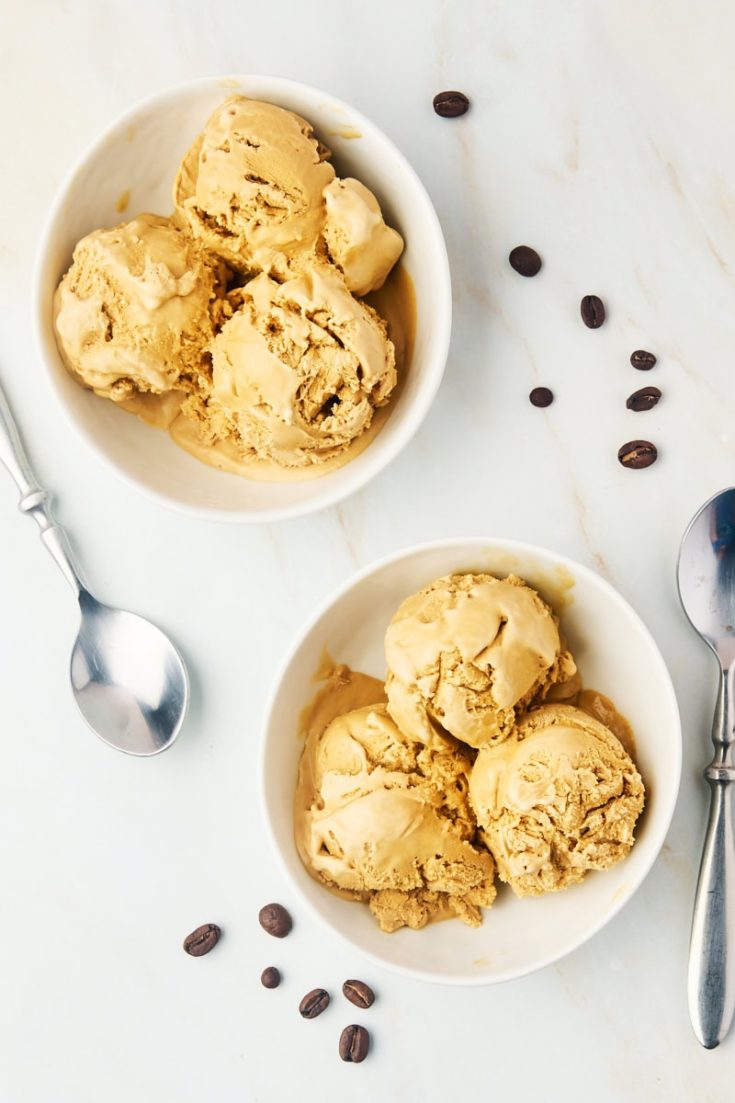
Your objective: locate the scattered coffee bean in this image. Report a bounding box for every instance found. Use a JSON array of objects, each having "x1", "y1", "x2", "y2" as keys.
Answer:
[
  {"x1": 580, "y1": 294, "x2": 606, "y2": 328},
  {"x1": 626, "y1": 386, "x2": 662, "y2": 412},
  {"x1": 182, "y1": 923, "x2": 221, "y2": 957},
  {"x1": 529, "y1": 386, "x2": 553, "y2": 408},
  {"x1": 342, "y1": 980, "x2": 375, "y2": 1009},
  {"x1": 432, "y1": 90, "x2": 470, "y2": 118},
  {"x1": 339, "y1": 1024, "x2": 370, "y2": 1063},
  {"x1": 509, "y1": 245, "x2": 542, "y2": 277},
  {"x1": 630, "y1": 349, "x2": 657, "y2": 371},
  {"x1": 258, "y1": 903, "x2": 292, "y2": 938},
  {"x1": 260, "y1": 967, "x2": 281, "y2": 989},
  {"x1": 617, "y1": 440, "x2": 658, "y2": 469},
  {"x1": 299, "y1": 988, "x2": 330, "y2": 1019}
]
